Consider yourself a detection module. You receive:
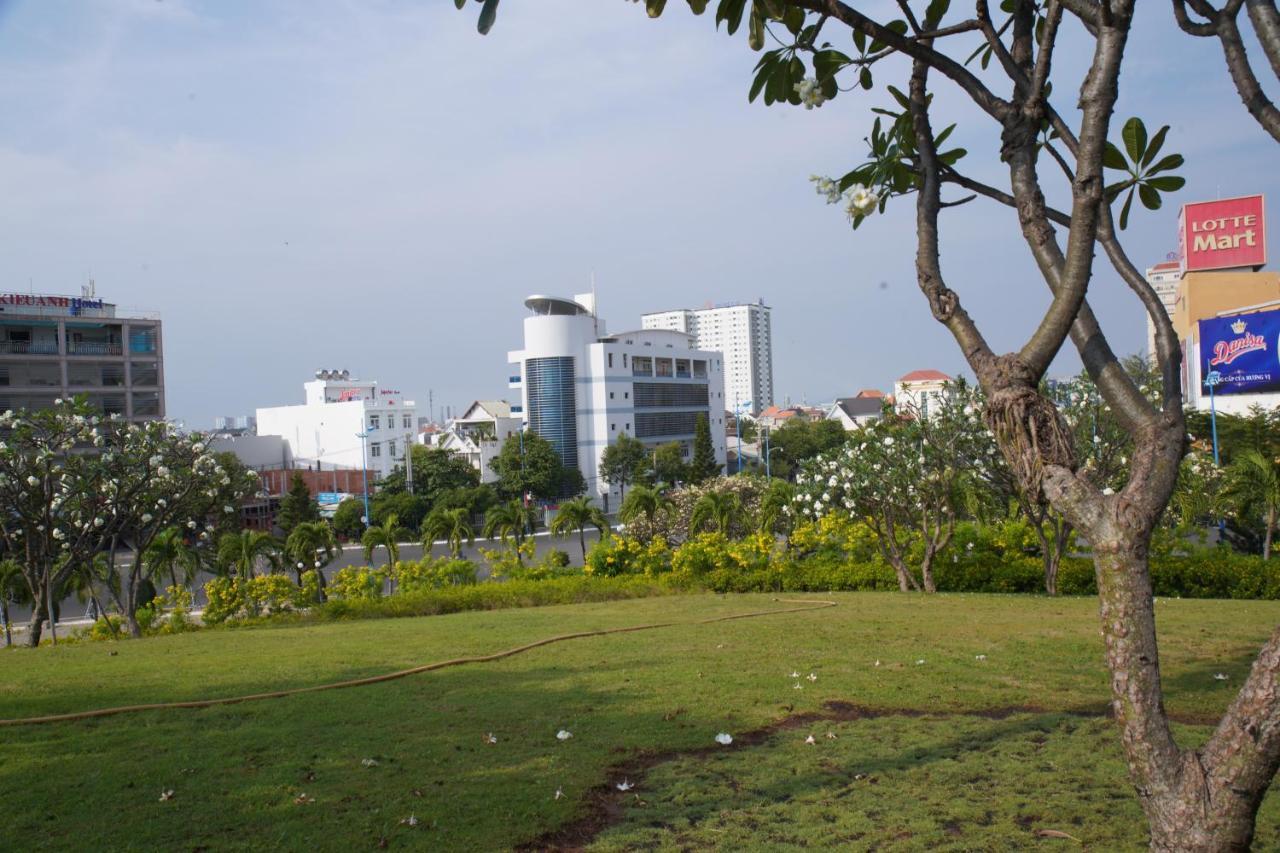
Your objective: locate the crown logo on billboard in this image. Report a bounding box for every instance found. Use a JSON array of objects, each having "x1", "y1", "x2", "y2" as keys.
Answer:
[{"x1": 1232, "y1": 319, "x2": 1247, "y2": 334}]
